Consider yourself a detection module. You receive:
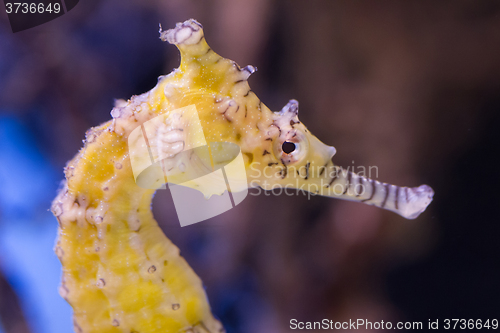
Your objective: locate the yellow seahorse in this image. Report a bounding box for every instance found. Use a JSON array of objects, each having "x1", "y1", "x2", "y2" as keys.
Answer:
[{"x1": 51, "y1": 19, "x2": 434, "y2": 333}]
